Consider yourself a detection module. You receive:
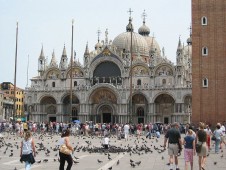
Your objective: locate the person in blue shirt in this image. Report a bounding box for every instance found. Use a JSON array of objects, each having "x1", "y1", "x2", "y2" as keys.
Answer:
[{"x1": 183, "y1": 129, "x2": 195, "y2": 170}]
